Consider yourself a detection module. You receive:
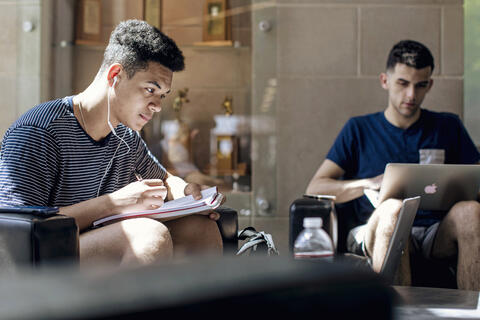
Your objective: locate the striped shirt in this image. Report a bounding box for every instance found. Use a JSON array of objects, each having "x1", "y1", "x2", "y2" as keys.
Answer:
[{"x1": 0, "y1": 96, "x2": 166, "y2": 207}]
